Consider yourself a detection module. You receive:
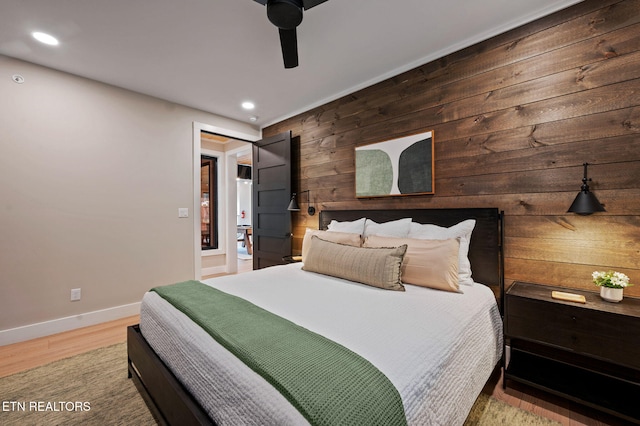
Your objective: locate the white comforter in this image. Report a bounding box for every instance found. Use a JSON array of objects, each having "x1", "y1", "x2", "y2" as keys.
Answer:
[{"x1": 140, "y1": 263, "x2": 503, "y2": 425}]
